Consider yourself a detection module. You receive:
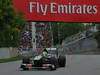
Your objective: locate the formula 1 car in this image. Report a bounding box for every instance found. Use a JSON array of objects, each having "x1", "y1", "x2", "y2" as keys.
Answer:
[{"x1": 20, "y1": 48, "x2": 66, "y2": 71}]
